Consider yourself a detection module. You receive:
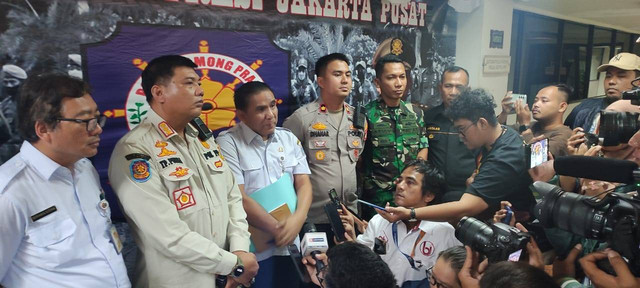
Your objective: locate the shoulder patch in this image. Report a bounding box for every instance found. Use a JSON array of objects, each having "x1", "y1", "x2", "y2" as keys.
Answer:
[
  {"x1": 125, "y1": 153, "x2": 151, "y2": 161},
  {"x1": 130, "y1": 159, "x2": 151, "y2": 183}
]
